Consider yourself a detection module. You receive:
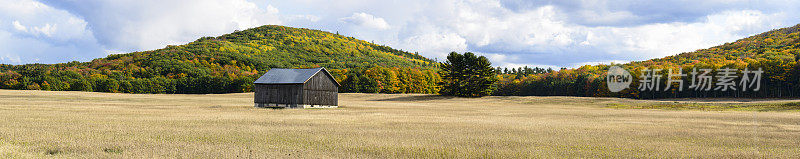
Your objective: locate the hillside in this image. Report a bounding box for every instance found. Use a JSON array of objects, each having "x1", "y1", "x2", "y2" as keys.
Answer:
[
  {"x1": 494, "y1": 24, "x2": 800, "y2": 98},
  {"x1": 0, "y1": 25, "x2": 441, "y2": 94},
  {"x1": 632, "y1": 24, "x2": 800, "y2": 69}
]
